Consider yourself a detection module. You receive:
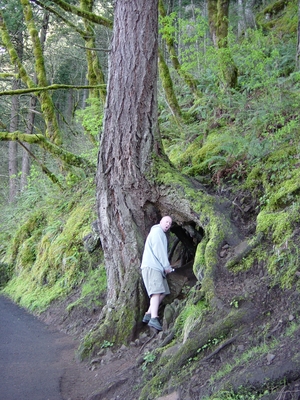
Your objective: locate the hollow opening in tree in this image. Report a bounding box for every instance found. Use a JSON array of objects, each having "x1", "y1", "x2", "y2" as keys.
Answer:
[{"x1": 164, "y1": 221, "x2": 204, "y2": 304}]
